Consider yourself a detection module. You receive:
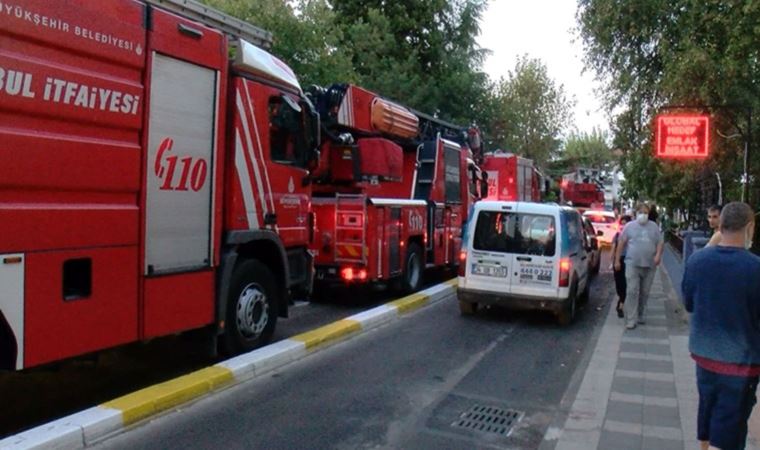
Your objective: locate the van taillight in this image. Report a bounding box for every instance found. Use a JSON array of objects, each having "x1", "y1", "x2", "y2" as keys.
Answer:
[
  {"x1": 559, "y1": 258, "x2": 571, "y2": 287},
  {"x1": 458, "y1": 250, "x2": 467, "y2": 277}
]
